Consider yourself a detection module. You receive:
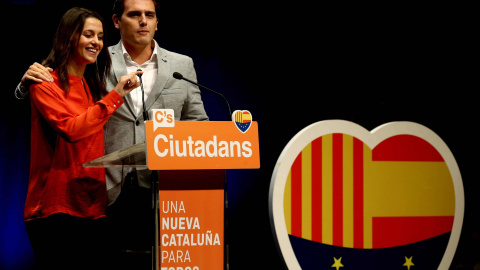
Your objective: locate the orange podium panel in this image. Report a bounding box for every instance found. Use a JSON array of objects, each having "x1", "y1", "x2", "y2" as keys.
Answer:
[
  {"x1": 145, "y1": 121, "x2": 260, "y2": 170},
  {"x1": 157, "y1": 169, "x2": 226, "y2": 270}
]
